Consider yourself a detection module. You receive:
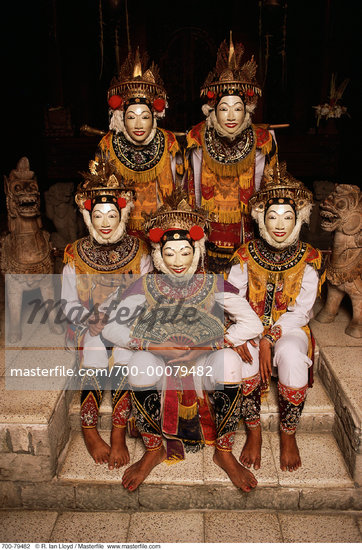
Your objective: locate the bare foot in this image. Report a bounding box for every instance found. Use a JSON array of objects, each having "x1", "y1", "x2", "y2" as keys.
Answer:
[
  {"x1": 122, "y1": 446, "x2": 167, "y2": 491},
  {"x1": 213, "y1": 448, "x2": 258, "y2": 492},
  {"x1": 239, "y1": 425, "x2": 262, "y2": 470},
  {"x1": 82, "y1": 427, "x2": 110, "y2": 464},
  {"x1": 108, "y1": 426, "x2": 130, "y2": 470},
  {"x1": 280, "y1": 431, "x2": 302, "y2": 471}
]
